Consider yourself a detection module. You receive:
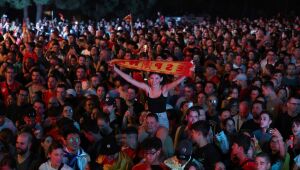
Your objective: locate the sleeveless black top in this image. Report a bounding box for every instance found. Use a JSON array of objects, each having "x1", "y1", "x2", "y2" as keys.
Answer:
[{"x1": 147, "y1": 93, "x2": 167, "y2": 113}]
